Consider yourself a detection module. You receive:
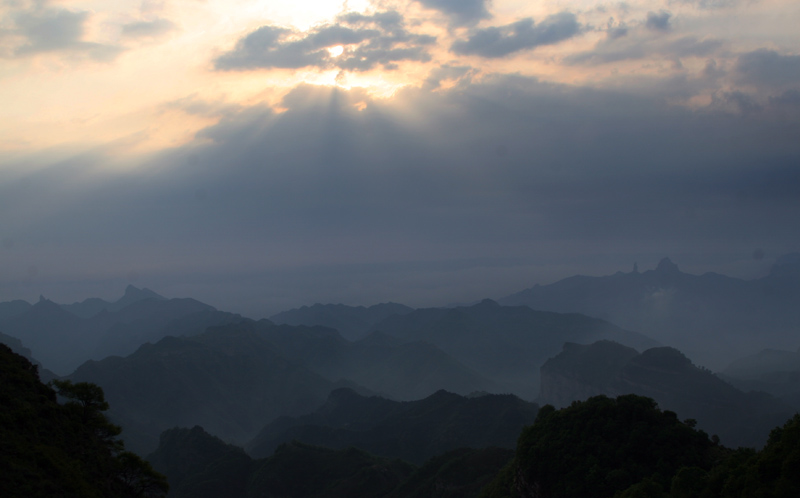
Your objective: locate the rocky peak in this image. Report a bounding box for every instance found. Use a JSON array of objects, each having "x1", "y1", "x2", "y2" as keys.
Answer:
[{"x1": 655, "y1": 257, "x2": 680, "y2": 274}]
